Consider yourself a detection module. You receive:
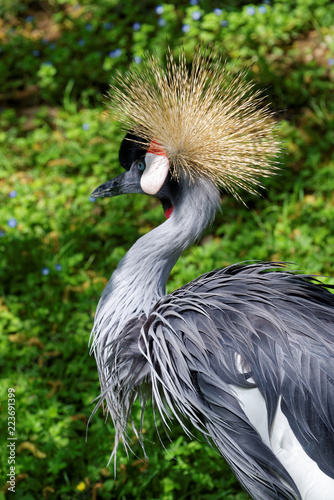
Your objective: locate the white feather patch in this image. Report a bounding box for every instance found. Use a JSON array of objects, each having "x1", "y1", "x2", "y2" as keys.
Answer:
[
  {"x1": 230, "y1": 382, "x2": 334, "y2": 500},
  {"x1": 140, "y1": 152, "x2": 169, "y2": 195}
]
